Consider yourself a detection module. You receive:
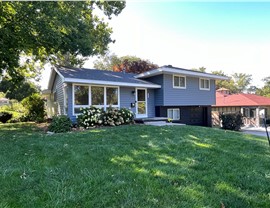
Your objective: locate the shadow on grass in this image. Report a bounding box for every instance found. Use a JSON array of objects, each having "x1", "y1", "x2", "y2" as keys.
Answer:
[{"x1": 0, "y1": 124, "x2": 269, "y2": 207}]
